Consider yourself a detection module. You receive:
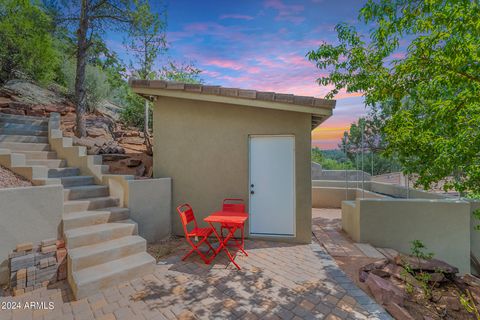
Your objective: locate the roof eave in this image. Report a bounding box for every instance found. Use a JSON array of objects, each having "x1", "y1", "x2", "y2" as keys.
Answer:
[{"x1": 132, "y1": 86, "x2": 334, "y2": 120}]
